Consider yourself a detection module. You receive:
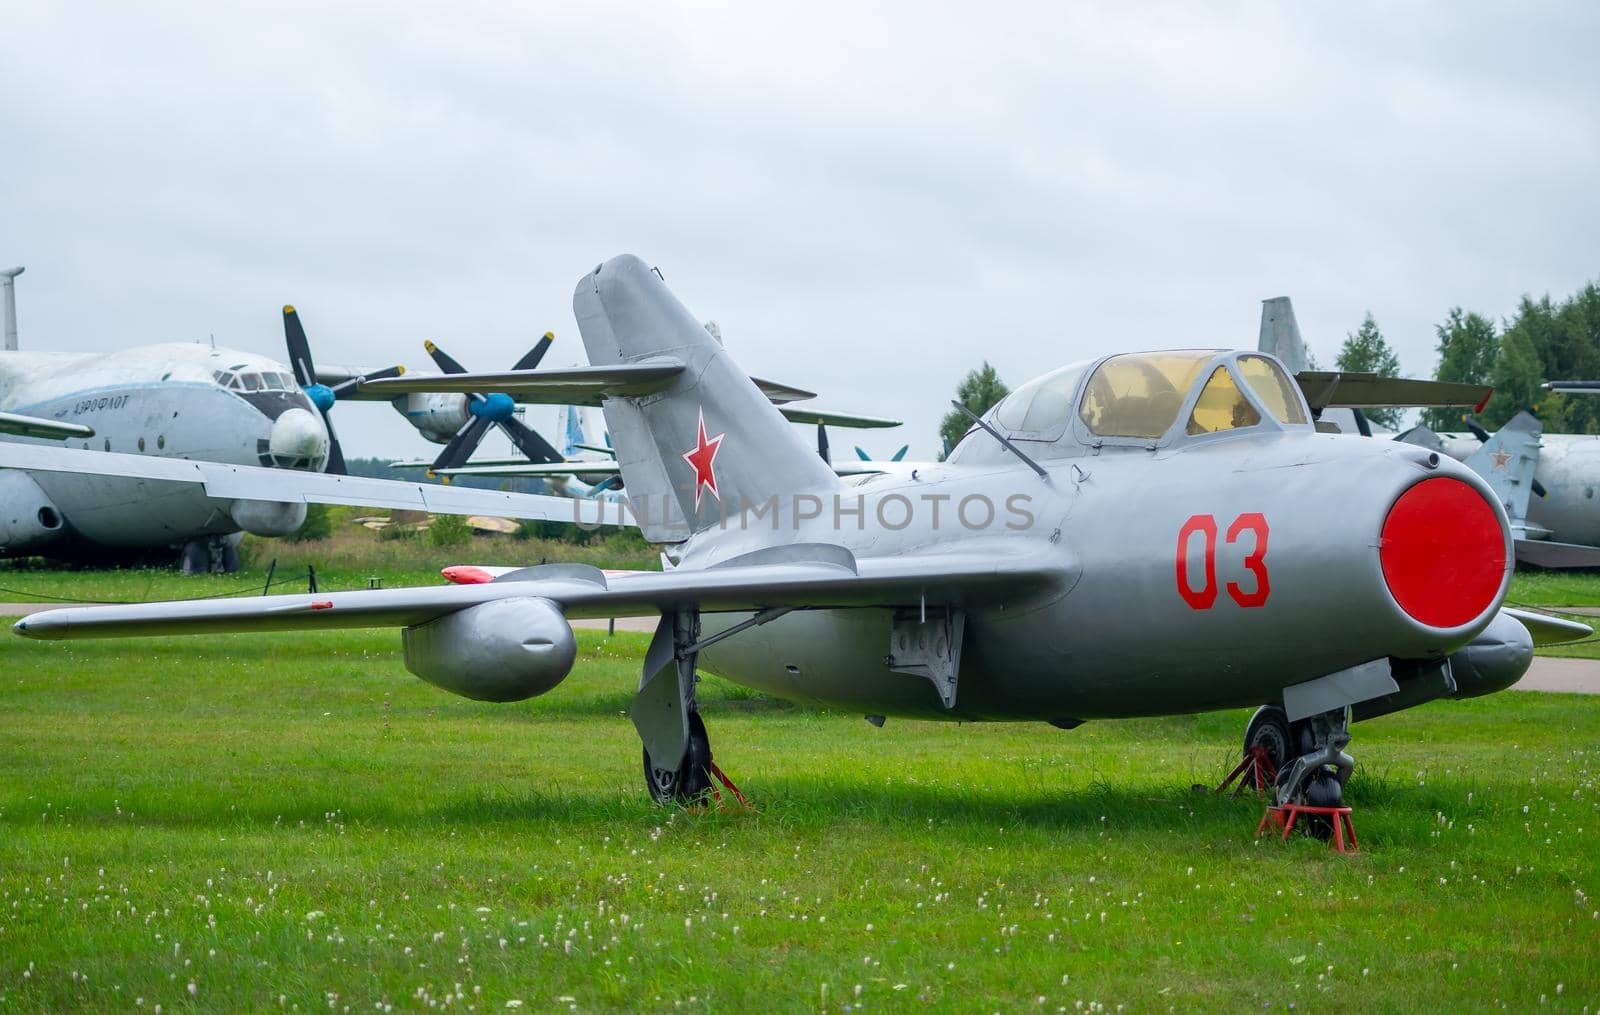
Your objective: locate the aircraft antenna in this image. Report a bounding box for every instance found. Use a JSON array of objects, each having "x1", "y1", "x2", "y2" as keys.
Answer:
[
  {"x1": 948, "y1": 400, "x2": 1048, "y2": 480},
  {"x1": 1, "y1": 266, "x2": 24, "y2": 351}
]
